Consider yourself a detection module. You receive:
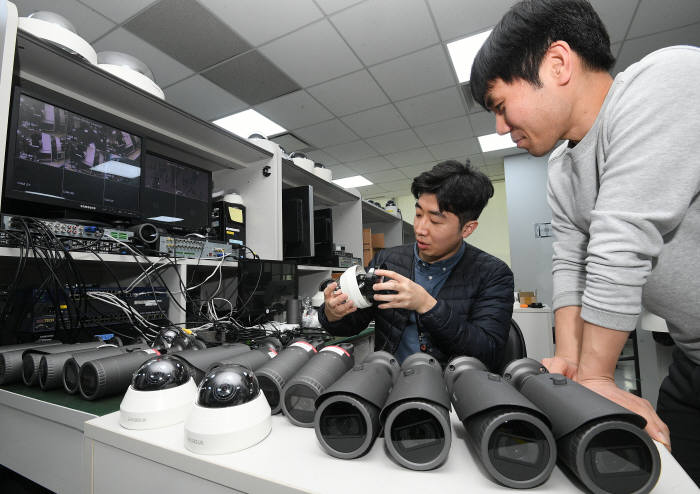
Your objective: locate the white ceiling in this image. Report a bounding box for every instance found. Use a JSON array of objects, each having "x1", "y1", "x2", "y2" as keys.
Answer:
[{"x1": 13, "y1": 0, "x2": 700, "y2": 199}]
